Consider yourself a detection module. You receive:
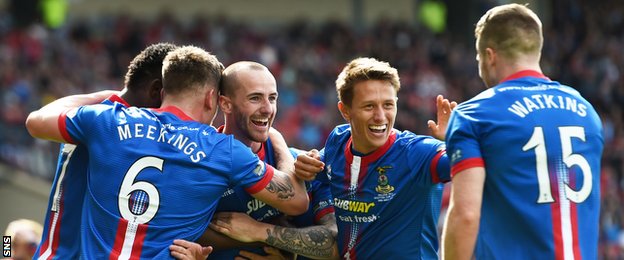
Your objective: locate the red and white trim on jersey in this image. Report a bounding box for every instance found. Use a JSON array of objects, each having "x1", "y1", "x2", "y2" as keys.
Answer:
[
  {"x1": 38, "y1": 195, "x2": 64, "y2": 260},
  {"x1": 551, "y1": 164, "x2": 581, "y2": 260},
  {"x1": 314, "y1": 207, "x2": 336, "y2": 223},
  {"x1": 38, "y1": 145, "x2": 78, "y2": 260},
  {"x1": 500, "y1": 70, "x2": 550, "y2": 83},
  {"x1": 343, "y1": 131, "x2": 397, "y2": 193},
  {"x1": 450, "y1": 158, "x2": 485, "y2": 177},
  {"x1": 151, "y1": 106, "x2": 195, "y2": 121},
  {"x1": 107, "y1": 94, "x2": 131, "y2": 108},
  {"x1": 430, "y1": 149, "x2": 446, "y2": 183},
  {"x1": 58, "y1": 109, "x2": 76, "y2": 144},
  {"x1": 341, "y1": 131, "x2": 396, "y2": 259},
  {"x1": 110, "y1": 219, "x2": 148, "y2": 260},
  {"x1": 244, "y1": 164, "x2": 275, "y2": 194}
]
